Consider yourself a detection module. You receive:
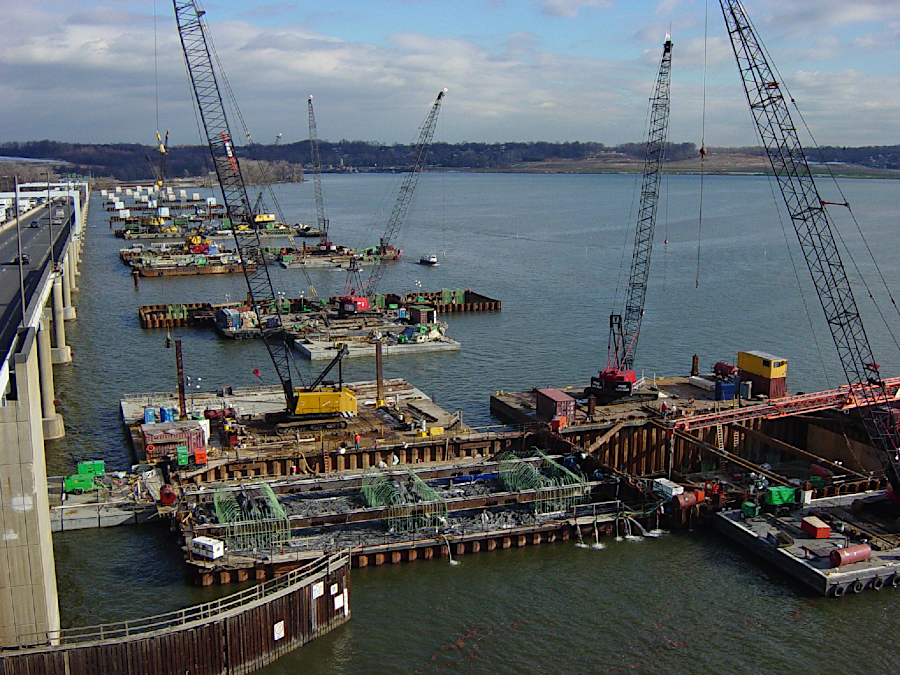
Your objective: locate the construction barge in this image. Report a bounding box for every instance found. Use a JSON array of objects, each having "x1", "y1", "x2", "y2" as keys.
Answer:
[
  {"x1": 132, "y1": 257, "x2": 252, "y2": 277},
  {"x1": 136, "y1": 289, "x2": 501, "y2": 330},
  {"x1": 715, "y1": 492, "x2": 900, "y2": 597},
  {"x1": 109, "y1": 349, "x2": 900, "y2": 596}
]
